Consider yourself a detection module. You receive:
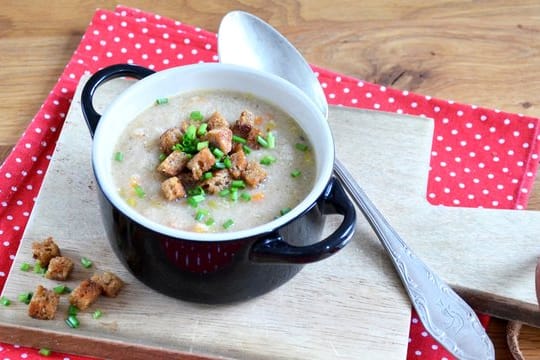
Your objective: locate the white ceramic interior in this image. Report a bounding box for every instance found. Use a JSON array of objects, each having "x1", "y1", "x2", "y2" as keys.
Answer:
[{"x1": 93, "y1": 63, "x2": 334, "y2": 241}]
